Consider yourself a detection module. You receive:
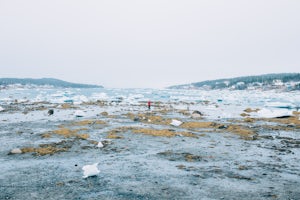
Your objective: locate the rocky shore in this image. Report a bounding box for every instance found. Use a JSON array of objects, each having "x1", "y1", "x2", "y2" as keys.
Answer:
[{"x1": 0, "y1": 100, "x2": 299, "y2": 199}]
